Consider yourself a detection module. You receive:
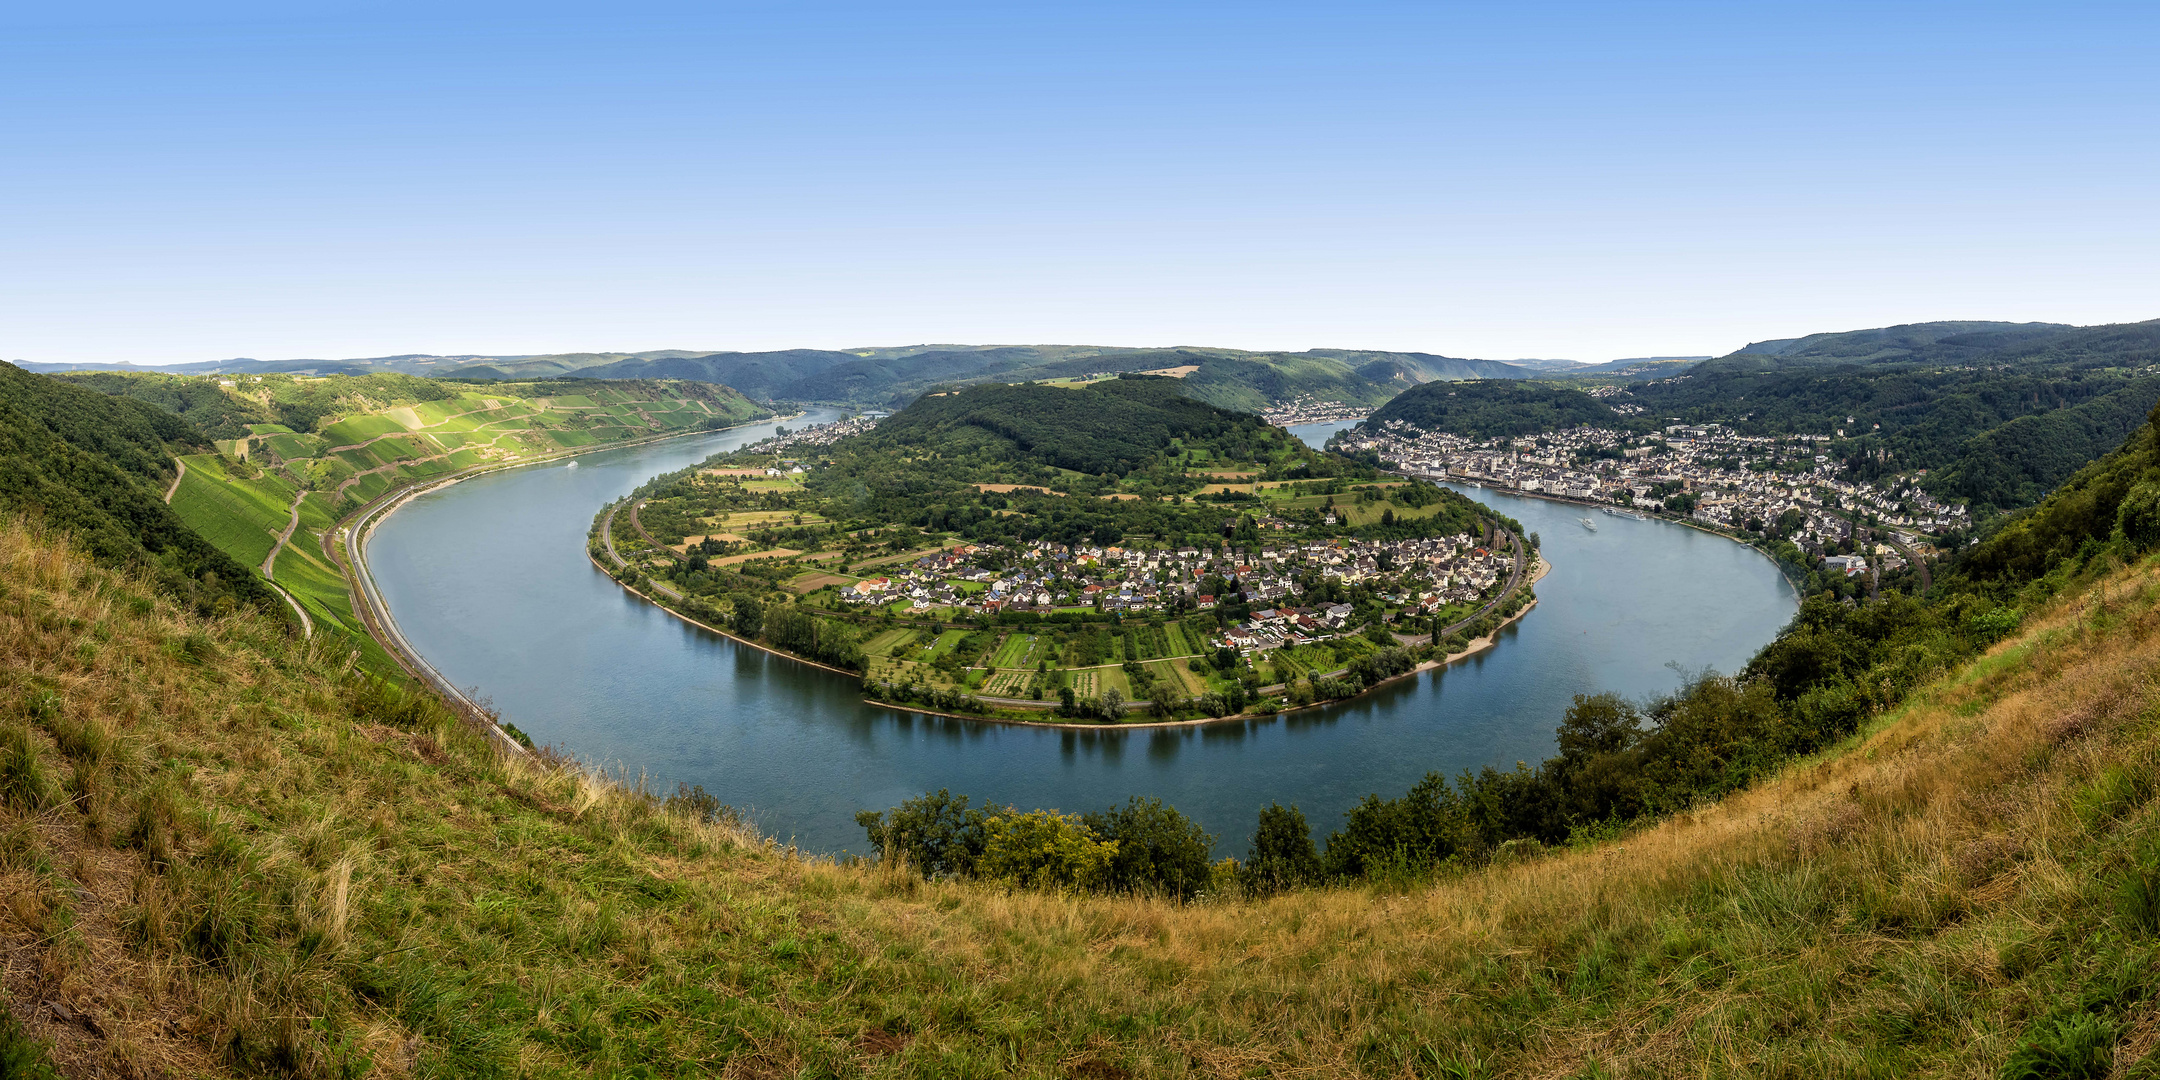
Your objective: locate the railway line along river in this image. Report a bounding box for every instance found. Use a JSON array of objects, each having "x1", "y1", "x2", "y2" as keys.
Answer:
[{"x1": 366, "y1": 408, "x2": 1798, "y2": 856}]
